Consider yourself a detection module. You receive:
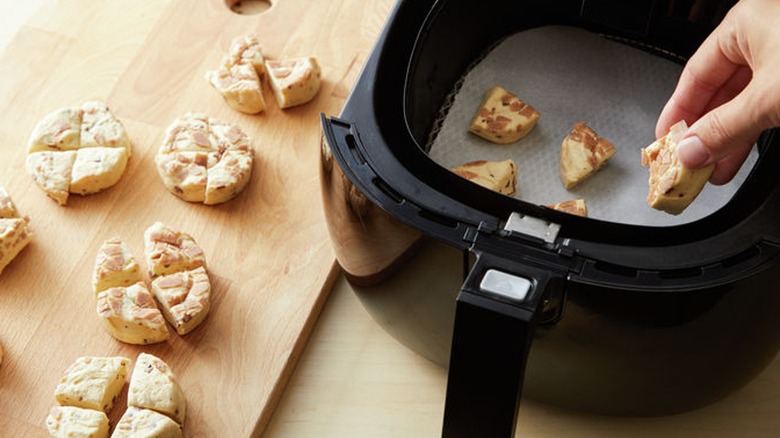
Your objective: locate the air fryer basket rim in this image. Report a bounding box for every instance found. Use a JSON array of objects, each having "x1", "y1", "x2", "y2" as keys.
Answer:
[{"x1": 328, "y1": 0, "x2": 780, "y2": 273}]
